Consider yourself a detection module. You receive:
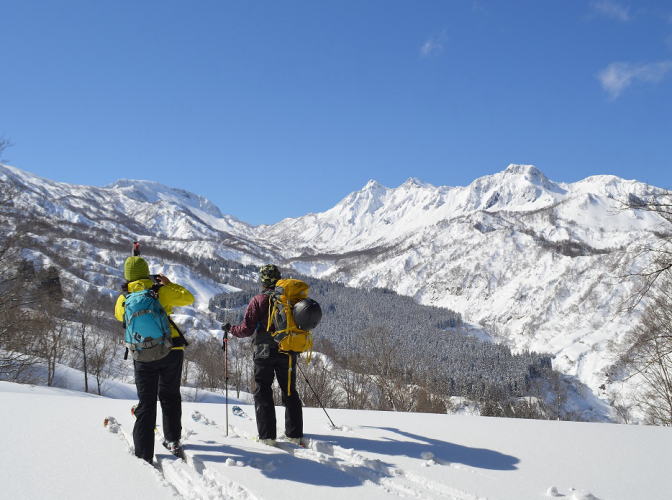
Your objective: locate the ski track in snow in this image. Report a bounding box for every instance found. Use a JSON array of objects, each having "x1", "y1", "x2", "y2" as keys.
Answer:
[
  {"x1": 105, "y1": 415, "x2": 257, "y2": 500},
  {"x1": 189, "y1": 408, "x2": 481, "y2": 500},
  {"x1": 156, "y1": 426, "x2": 259, "y2": 500},
  {"x1": 103, "y1": 417, "x2": 180, "y2": 496}
]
